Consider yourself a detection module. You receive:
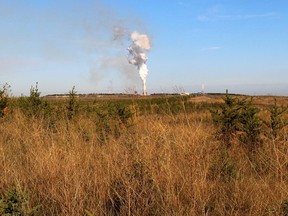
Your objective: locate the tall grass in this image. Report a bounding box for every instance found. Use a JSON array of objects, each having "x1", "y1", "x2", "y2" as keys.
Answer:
[{"x1": 1, "y1": 96, "x2": 288, "y2": 215}]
